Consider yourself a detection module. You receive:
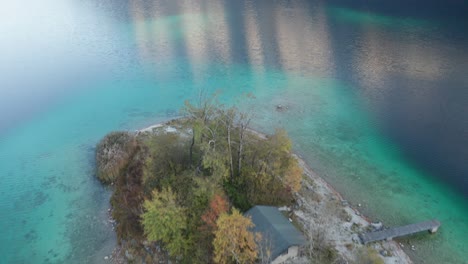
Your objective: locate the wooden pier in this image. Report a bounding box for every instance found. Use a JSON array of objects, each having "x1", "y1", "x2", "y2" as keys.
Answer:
[{"x1": 359, "y1": 219, "x2": 441, "y2": 244}]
